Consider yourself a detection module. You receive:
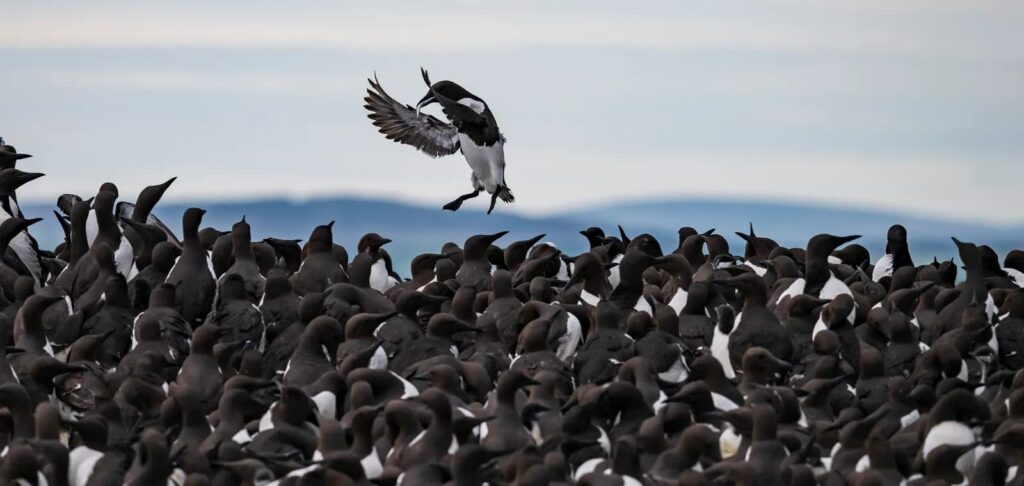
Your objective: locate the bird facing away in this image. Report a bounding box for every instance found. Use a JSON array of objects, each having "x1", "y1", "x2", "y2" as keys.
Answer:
[{"x1": 364, "y1": 68, "x2": 514, "y2": 214}]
